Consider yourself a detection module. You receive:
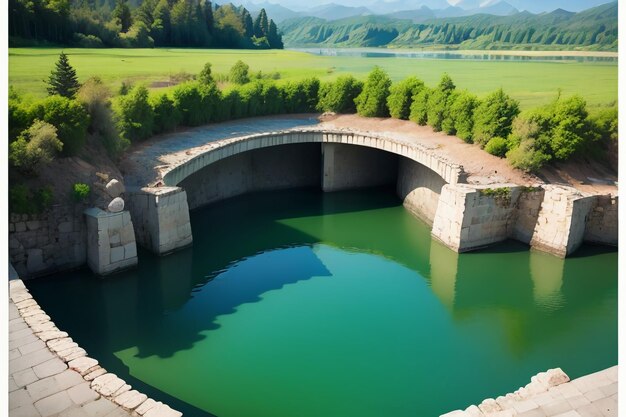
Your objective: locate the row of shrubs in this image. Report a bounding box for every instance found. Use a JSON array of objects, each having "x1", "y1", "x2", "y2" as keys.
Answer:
[{"x1": 9, "y1": 64, "x2": 618, "y2": 177}]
